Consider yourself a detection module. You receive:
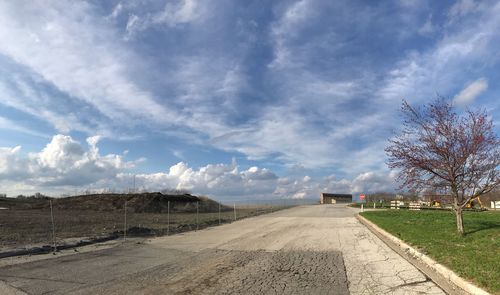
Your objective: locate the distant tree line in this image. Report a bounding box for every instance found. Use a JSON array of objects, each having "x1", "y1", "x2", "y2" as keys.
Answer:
[{"x1": 15, "y1": 192, "x2": 50, "y2": 199}]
